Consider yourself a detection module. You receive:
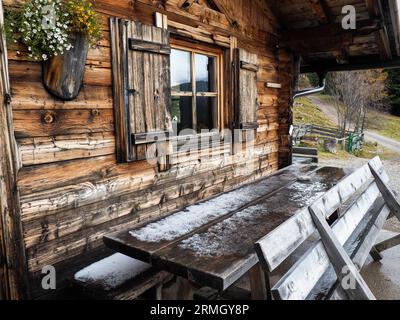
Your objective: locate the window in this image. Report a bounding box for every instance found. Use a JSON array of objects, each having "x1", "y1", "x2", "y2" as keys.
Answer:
[{"x1": 170, "y1": 41, "x2": 223, "y2": 134}]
